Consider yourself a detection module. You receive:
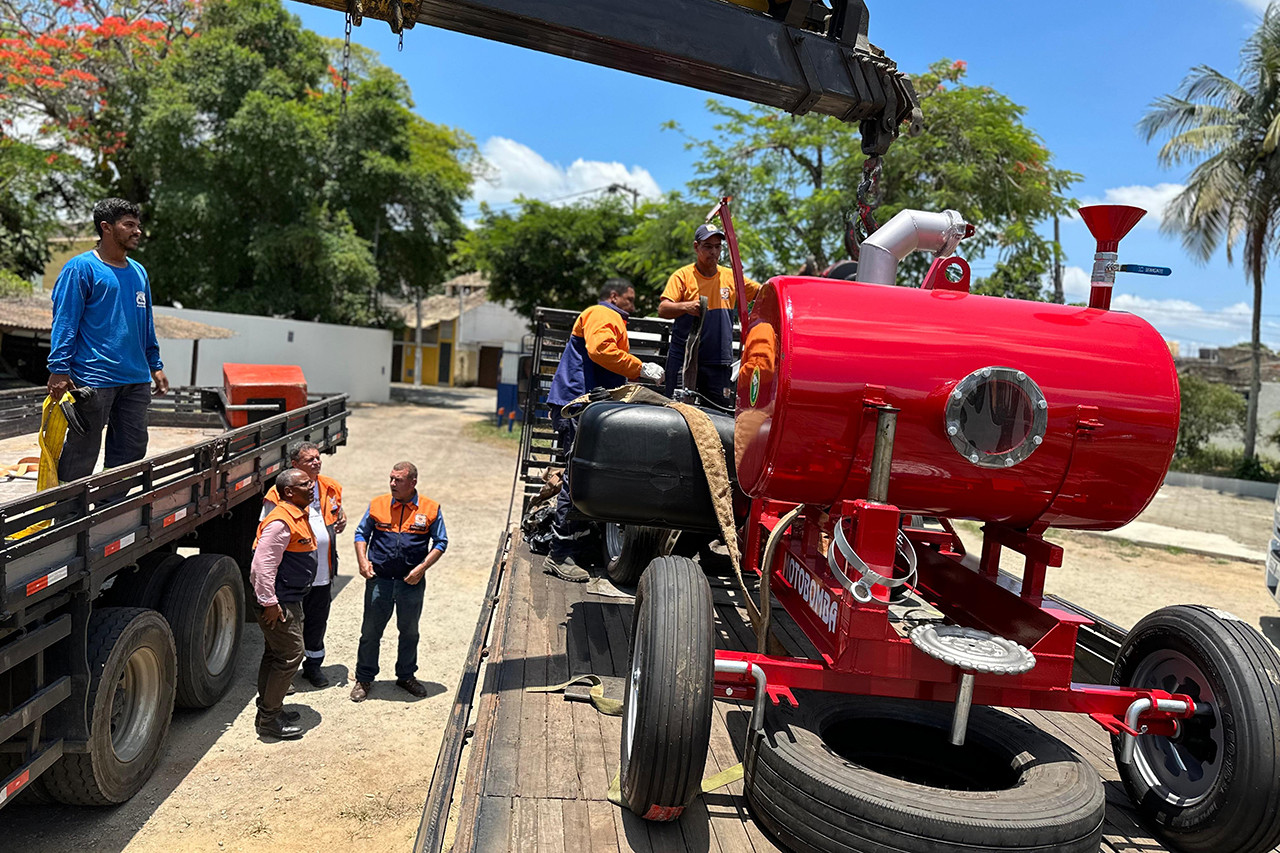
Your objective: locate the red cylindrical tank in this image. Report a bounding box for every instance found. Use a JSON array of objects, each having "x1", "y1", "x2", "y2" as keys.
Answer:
[{"x1": 734, "y1": 276, "x2": 1179, "y2": 530}]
